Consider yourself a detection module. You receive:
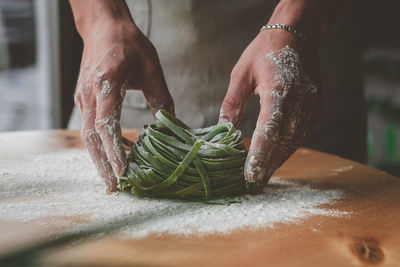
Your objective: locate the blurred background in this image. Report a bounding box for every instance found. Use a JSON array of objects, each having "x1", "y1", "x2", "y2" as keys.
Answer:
[{"x1": 0, "y1": 0, "x2": 399, "y2": 176}]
